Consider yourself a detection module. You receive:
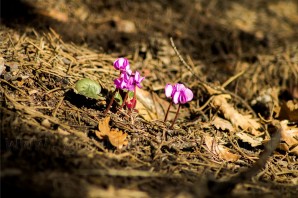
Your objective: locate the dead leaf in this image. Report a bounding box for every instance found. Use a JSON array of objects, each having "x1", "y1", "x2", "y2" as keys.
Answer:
[
  {"x1": 108, "y1": 129, "x2": 128, "y2": 150},
  {"x1": 136, "y1": 87, "x2": 181, "y2": 121},
  {"x1": 113, "y1": 17, "x2": 137, "y2": 33},
  {"x1": 279, "y1": 120, "x2": 298, "y2": 155},
  {"x1": 37, "y1": 9, "x2": 69, "y2": 22},
  {"x1": 279, "y1": 100, "x2": 298, "y2": 122},
  {"x1": 97, "y1": 116, "x2": 111, "y2": 137},
  {"x1": 204, "y1": 134, "x2": 240, "y2": 162},
  {"x1": 211, "y1": 116, "x2": 235, "y2": 132},
  {"x1": 236, "y1": 131, "x2": 263, "y2": 147},
  {"x1": 211, "y1": 94, "x2": 262, "y2": 136},
  {"x1": 95, "y1": 117, "x2": 128, "y2": 149}
]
